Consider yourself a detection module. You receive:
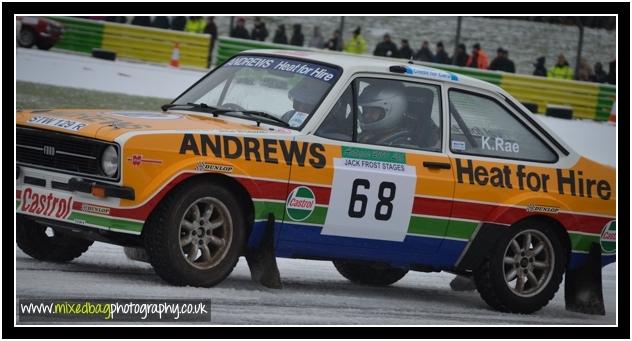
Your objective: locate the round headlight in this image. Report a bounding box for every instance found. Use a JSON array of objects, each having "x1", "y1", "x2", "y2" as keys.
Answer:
[{"x1": 101, "y1": 146, "x2": 119, "y2": 177}]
